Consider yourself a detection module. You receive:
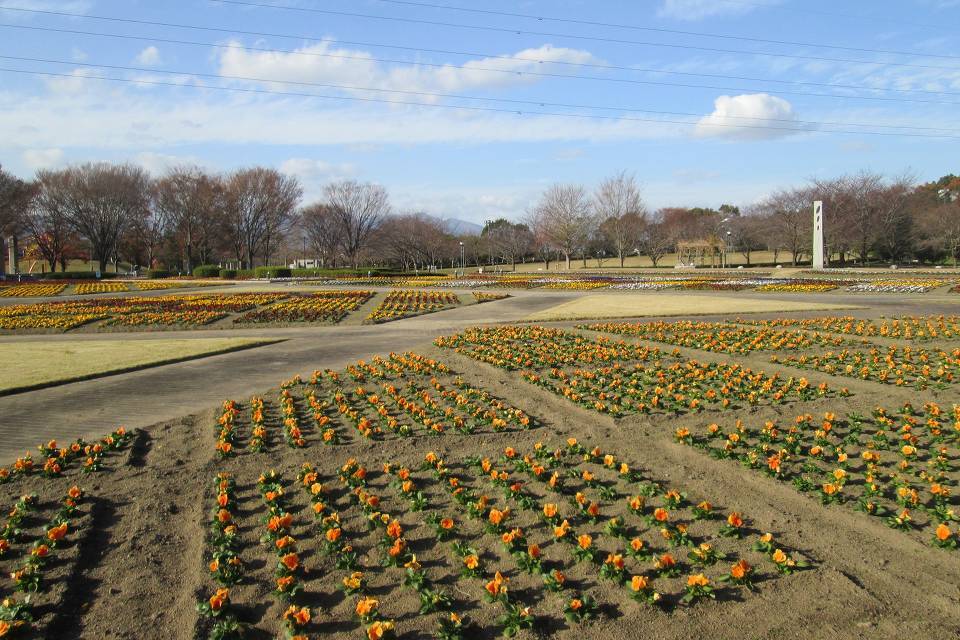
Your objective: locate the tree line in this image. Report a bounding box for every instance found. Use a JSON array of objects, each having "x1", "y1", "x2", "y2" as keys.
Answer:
[
  {"x1": 1, "y1": 162, "x2": 958, "y2": 275},
  {"x1": 522, "y1": 170, "x2": 960, "y2": 268}
]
